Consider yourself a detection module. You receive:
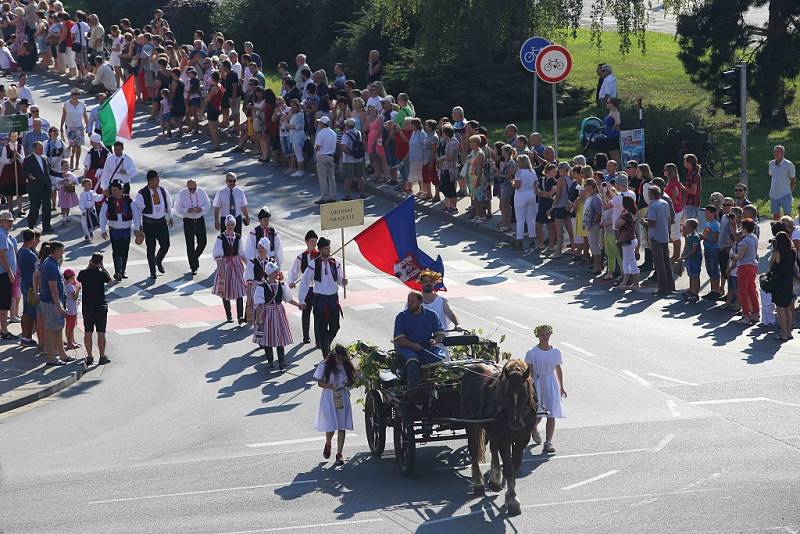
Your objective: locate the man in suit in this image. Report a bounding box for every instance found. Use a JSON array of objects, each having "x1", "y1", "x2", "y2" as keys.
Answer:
[{"x1": 23, "y1": 141, "x2": 53, "y2": 233}]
